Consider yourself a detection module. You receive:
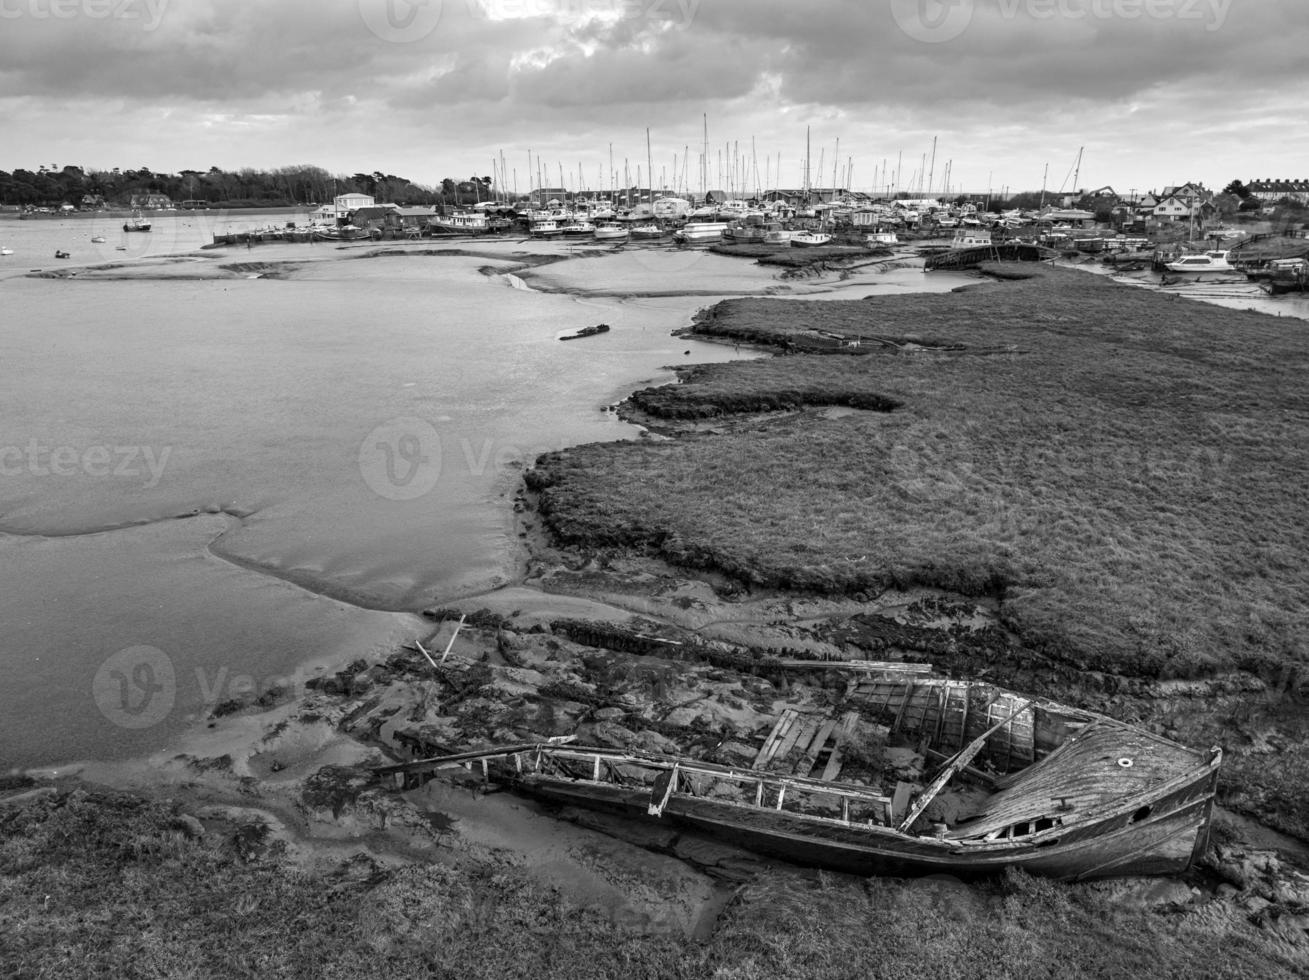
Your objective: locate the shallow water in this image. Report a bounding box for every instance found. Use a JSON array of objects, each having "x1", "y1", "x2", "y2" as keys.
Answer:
[{"x1": 0, "y1": 233, "x2": 1010, "y2": 770}]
